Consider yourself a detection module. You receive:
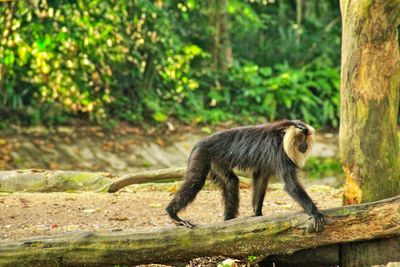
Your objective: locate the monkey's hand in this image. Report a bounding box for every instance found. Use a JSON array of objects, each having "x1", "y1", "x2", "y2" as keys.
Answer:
[{"x1": 309, "y1": 211, "x2": 324, "y2": 233}]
